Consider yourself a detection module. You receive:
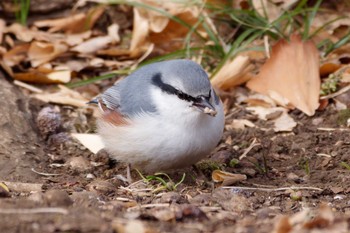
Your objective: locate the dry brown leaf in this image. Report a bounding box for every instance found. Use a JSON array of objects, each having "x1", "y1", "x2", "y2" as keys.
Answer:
[
  {"x1": 252, "y1": 0, "x2": 298, "y2": 22},
  {"x1": 34, "y1": 6, "x2": 105, "y2": 33},
  {"x1": 28, "y1": 41, "x2": 68, "y2": 67},
  {"x1": 212, "y1": 170, "x2": 247, "y2": 186},
  {"x1": 211, "y1": 55, "x2": 254, "y2": 90},
  {"x1": 226, "y1": 119, "x2": 255, "y2": 130},
  {"x1": 245, "y1": 93, "x2": 277, "y2": 108},
  {"x1": 14, "y1": 69, "x2": 71, "y2": 84},
  {"x1": 0, "y1": 46, "x2": 6, "y2": 55},
  {"x1": 5, "y1": 23, "x2": 35, "y2": 42},
  {"x1": 247, "y1": 34, "x2": 320, "y2": 116},
  {"x1": 130, "y1": 7, "x2": 150, "y2": 57},
  {"x1": 149, "y1": 8, "x2": 203, "y2": 53},
  {"x1": 72, "y1": 36, "x2": 115, "y2": 54},
  {"x1": 0, "y1": 19, "x2": 5, "y2": 44},
  {"x1": 65, "y1": 31, "x2": 92, "y2": 46},
  {"x1": 97, "y1": 48, "x2": 131, "y2": 57},
  {"x1": 3, "y1": 43, "x2": 30, "y2": 67},
  {"x1": 128, "y1": 1, "x2": 205, "y2": 56},
  {"x1": 71, "y1": 133, "x2": 104, "y2": 154},
  {"x1": 32, "y1": 85, "x2": 89, "y2": 107}
]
